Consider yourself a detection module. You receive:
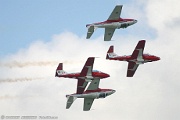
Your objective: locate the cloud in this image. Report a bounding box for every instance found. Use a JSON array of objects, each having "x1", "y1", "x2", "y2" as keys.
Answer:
[{"x1": 0, "y1": 0, "x2": 180, "y2": 120}]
